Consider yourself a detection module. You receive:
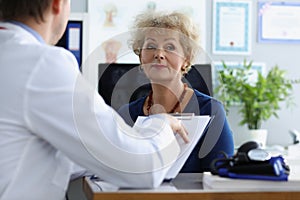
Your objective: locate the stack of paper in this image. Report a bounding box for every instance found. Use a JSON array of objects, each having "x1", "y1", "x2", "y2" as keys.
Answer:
[{"x1": 202, "y1": 172, "x2": 300, "y2": 191}]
